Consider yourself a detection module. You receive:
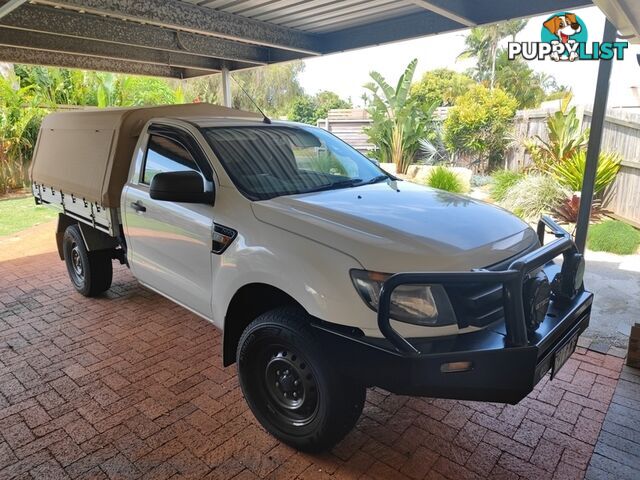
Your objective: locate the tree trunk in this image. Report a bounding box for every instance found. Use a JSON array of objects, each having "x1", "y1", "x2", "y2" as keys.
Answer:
[{"x1": 490, "y1": 43, "x2": 497, "y2": 90}]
